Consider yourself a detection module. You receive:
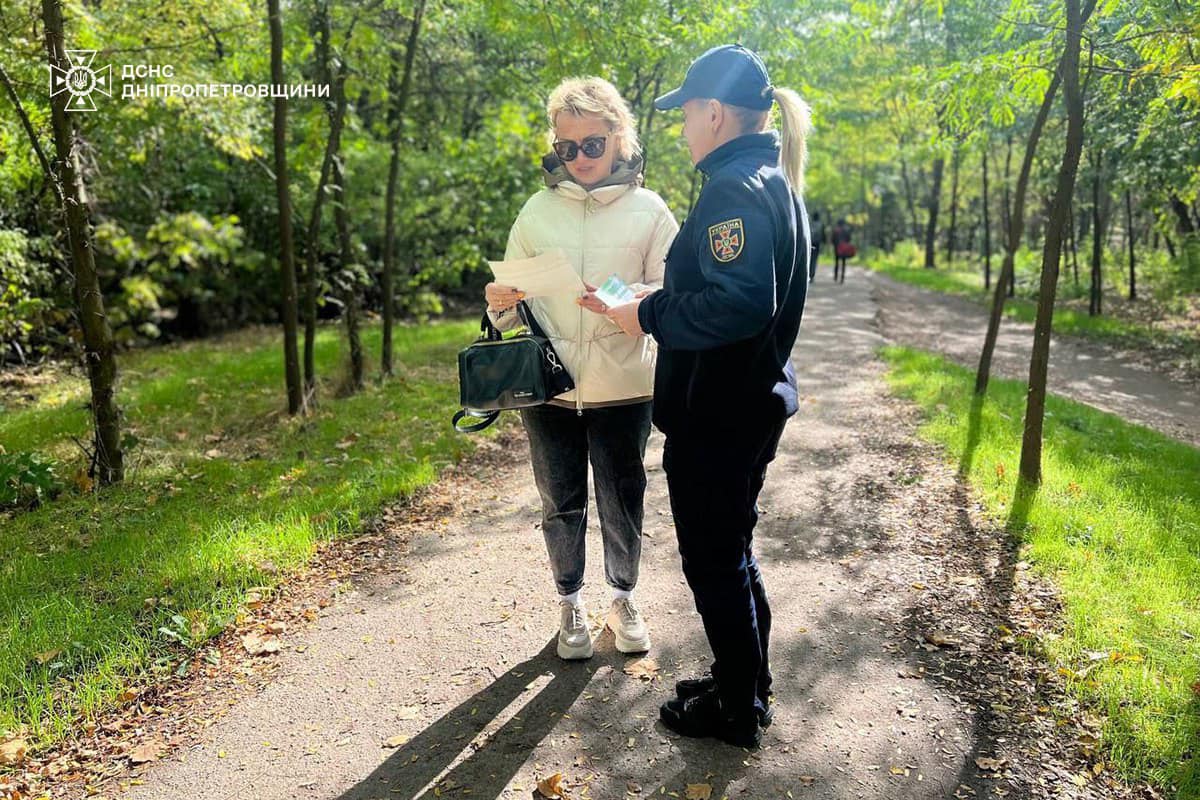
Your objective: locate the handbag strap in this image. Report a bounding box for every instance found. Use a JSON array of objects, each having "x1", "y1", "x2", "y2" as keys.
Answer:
[
  {"x1": 479, "y1": 310, "x2": 504, "y2": 341},
  {"x1": 515, "y1": 300, "x2": 550, "y2": 339},
  {"x1": 452, "y1": 408, "x2": 500, "y2": 433}
]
